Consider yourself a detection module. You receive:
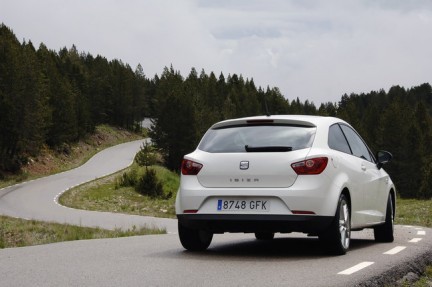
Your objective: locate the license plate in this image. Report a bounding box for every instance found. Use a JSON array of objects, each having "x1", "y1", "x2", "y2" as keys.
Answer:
[{"x1": 217, "y1": 199, "x2": 270, "y2": 212}]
